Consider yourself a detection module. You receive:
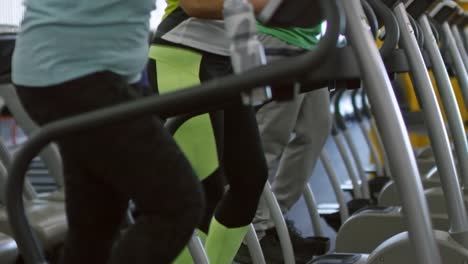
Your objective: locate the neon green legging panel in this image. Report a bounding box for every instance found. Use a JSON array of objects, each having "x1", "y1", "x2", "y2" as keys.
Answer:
[{"x1": 149, "y1": 45, "x2": 218, "y2": 180}]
